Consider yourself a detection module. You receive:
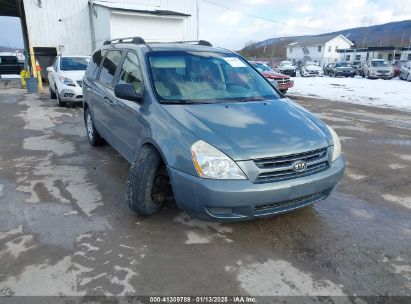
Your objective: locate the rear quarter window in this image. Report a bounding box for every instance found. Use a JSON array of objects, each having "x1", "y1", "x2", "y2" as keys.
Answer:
[
  {"x1": 98, "y1": 50, "x2": 123, "y2": 87},
  {"x1": 85, "y1": 49, "x2": 106, "y2": 80}
]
